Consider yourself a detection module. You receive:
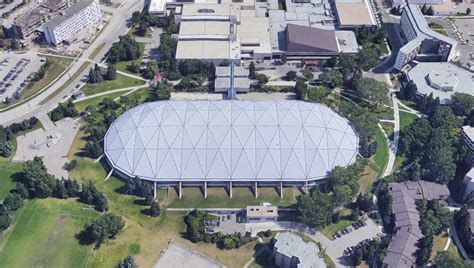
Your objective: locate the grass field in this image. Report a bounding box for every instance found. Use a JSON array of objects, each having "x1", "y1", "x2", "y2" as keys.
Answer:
[
  {"x1": 75, "y1": 91, "x2": 128, "y2": 113},
  {"x1": 399, "y1": 111, "x2": 418, "y2": 130},
  {"x1": 81, "y1": 74, "x2": 145, "y2": 96},
  {"x1": 22, "y1": 56, "x2": 74, "y2": 99},
  {"x1": 0, "y1": 158, "x2": 21, "y2": 200},
  {"x1": 372, "y1": 128, "x2": 389, "y2": 177},
  {"x1": 114, "y1": 43, "x2": 146, "y2": 74},
  {"x1": 447, "y1": 239, "x2": 463, "y2": 260},
  {"x1": 430, "y1": 232, "x2": 449, "y2": 260},
  {"x1": 0, "y1": 198, "x2": 98, "y2": 267}
]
